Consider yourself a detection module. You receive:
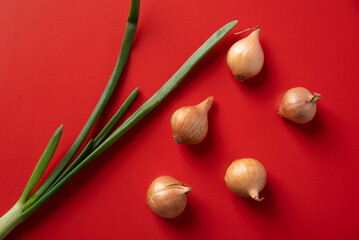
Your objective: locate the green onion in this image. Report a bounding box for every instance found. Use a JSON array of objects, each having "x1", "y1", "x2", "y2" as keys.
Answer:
[
  {"x1": 24, "y1": 0, "x2": 141, "y2": 210},
  {"x1": 0, "y1": 0, "x2": 237, "y2": 237},
  {"x1": 0, "y1": 0, "x2": 140, "y2": 238},
  {"x1": 21, "y1": 19, "x2": 237, "y2": 220}
]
